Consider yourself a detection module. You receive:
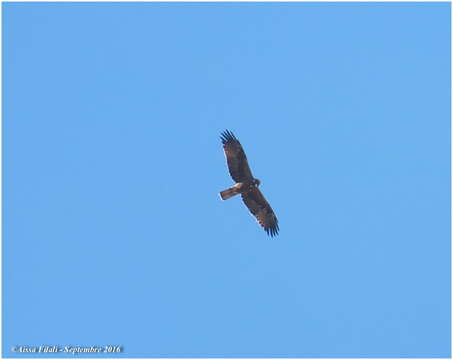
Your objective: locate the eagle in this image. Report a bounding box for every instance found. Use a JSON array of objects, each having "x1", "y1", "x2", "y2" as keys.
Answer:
[{"x1": 219, "y1": 130, "x2": 279, "y2": 237}]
